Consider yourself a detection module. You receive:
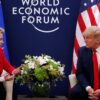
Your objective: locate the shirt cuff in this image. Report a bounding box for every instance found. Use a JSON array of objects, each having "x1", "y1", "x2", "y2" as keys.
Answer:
[
  {"x1": 86, "y1": 86, "x2": 92, "y2": 92},
  {"x1": 0, "y1": 76, "x2": 5, "y2": 82}
]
